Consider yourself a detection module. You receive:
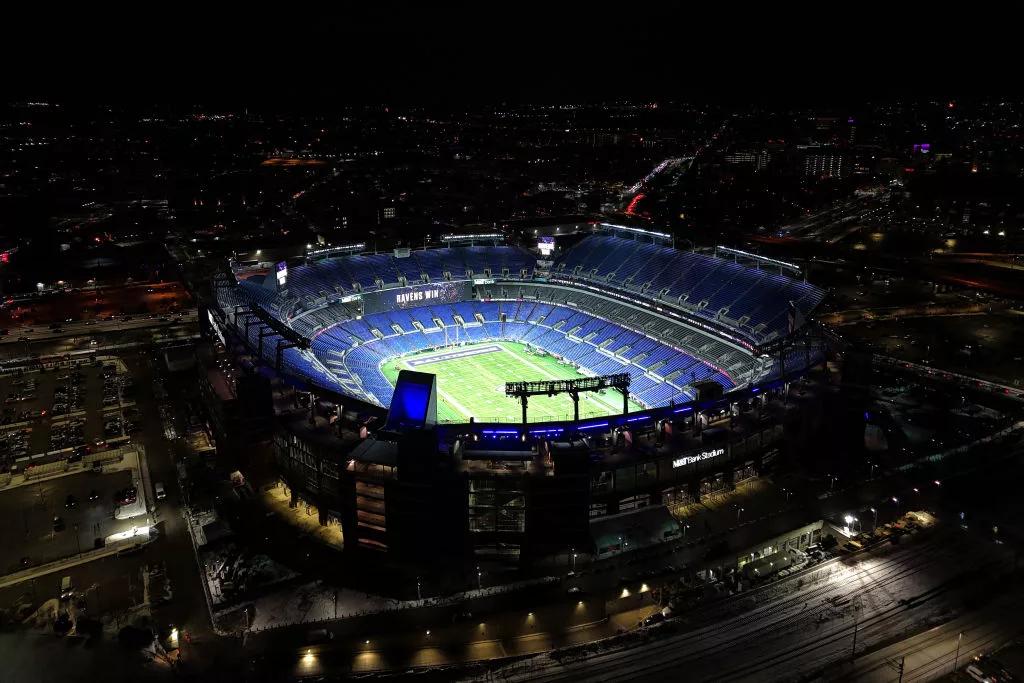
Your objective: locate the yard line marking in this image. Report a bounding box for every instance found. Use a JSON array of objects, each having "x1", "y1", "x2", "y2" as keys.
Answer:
[{"x1": 400, "y1": 358, "x2": 472, "y2": 418}]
